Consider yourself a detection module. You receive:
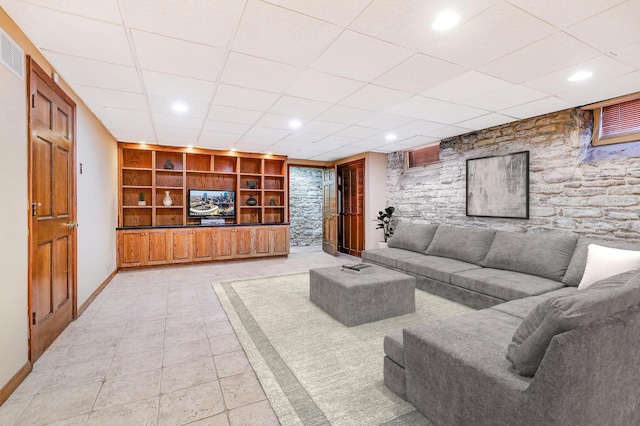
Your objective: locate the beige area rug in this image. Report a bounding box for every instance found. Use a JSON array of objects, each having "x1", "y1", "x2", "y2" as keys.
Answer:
[{"x1": 213, "y1": 272, "x2": 474, "y2": 426}]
